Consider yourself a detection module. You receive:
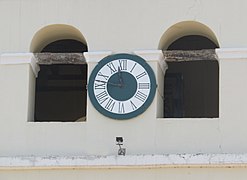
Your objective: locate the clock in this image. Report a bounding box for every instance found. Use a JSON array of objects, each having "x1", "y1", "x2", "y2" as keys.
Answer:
[{"x1": 88, "y1": 53, "x2": 156, "y2": 120}]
